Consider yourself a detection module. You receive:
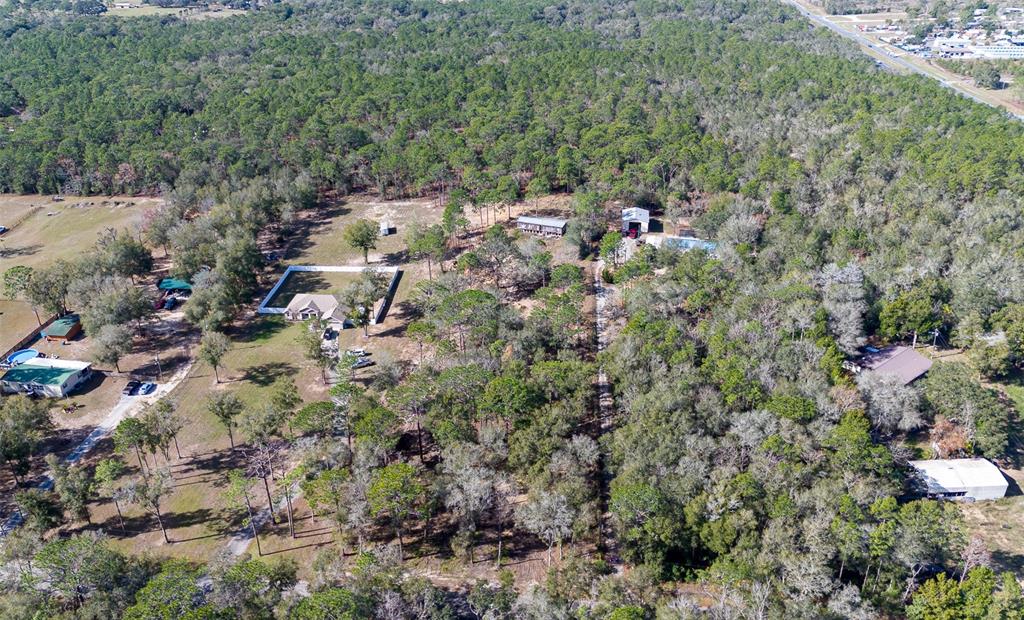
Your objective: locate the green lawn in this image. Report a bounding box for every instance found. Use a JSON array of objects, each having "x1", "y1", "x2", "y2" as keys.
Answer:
[{"x1": 265, "y1": 271, "x2": 363, "y2": 308}]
